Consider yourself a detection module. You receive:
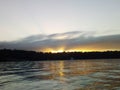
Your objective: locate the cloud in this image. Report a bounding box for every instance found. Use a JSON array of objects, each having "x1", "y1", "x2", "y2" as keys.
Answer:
[{"x1": 0, "y1": 31, "x2": 120, "y2": 52}]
